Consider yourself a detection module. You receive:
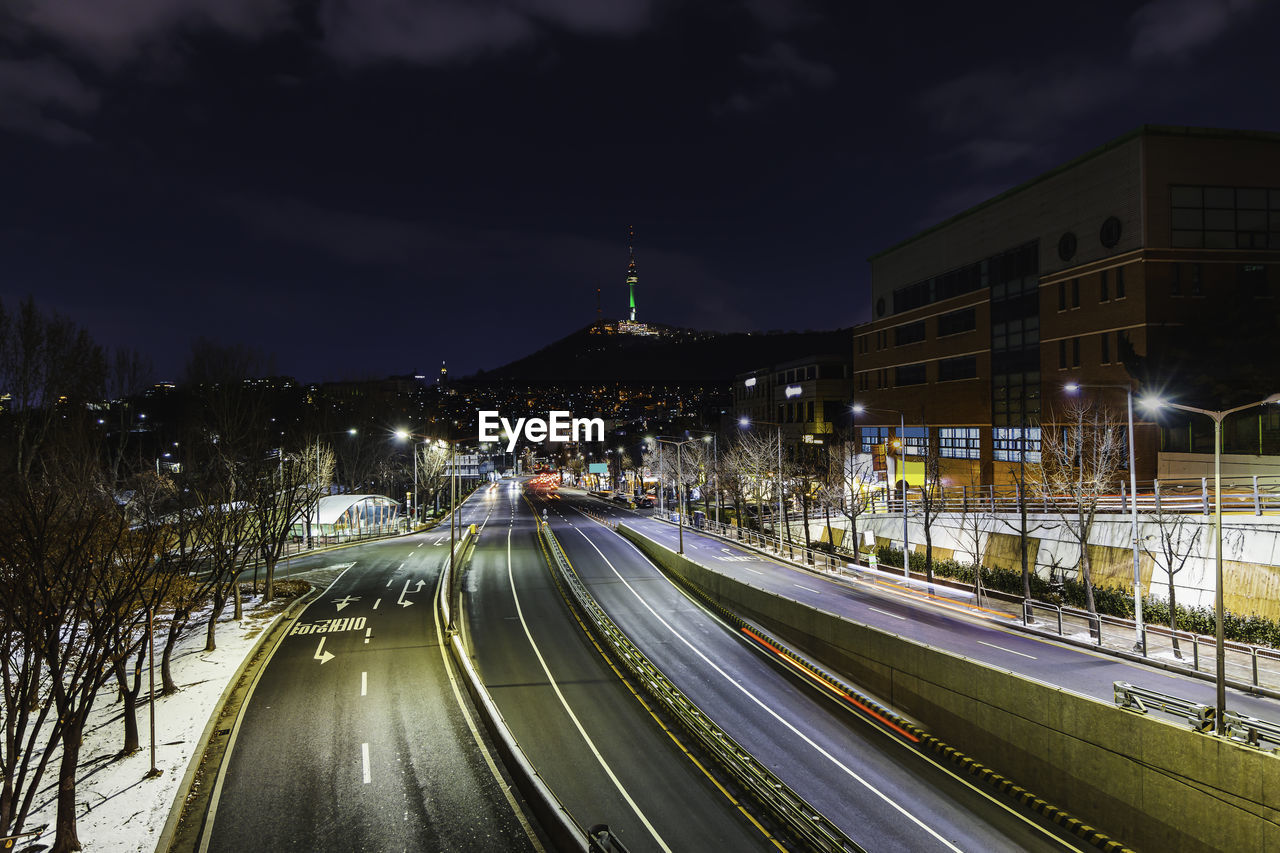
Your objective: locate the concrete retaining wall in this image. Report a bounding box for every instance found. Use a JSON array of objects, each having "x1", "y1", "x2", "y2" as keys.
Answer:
[{"x1": 619, "y1": 524, "x2": 1280, "y2": 852}]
